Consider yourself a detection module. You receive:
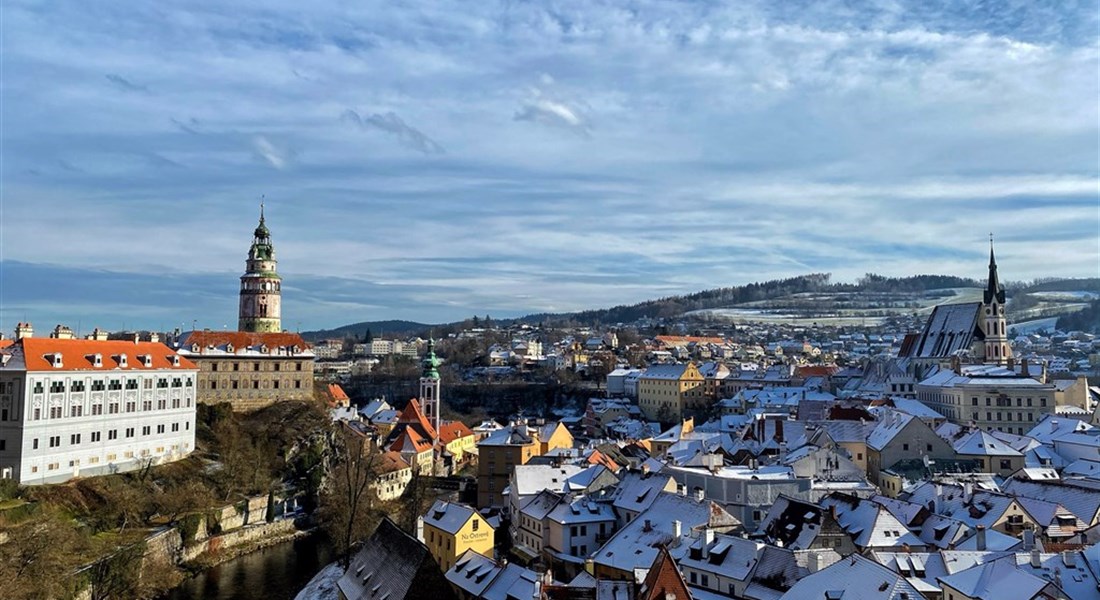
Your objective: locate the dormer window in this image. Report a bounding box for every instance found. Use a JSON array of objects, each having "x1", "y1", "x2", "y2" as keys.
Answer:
[
  {"x1": 87, "y1": 353, "x2": 103, "y2": 368},
  {"x1": 260, "y1": 344, "x2": 269, "y2": 354},
  {"x1": 191, "y1": 344, "x2": 200, "y2": 353},
  {"x1": 171, "y1": 355, "x2": 181, "y2": 367},
  {"x1": 140, "y1": 354, "x2": 153, "y2": 368},
  {"x1": 117, "y1": 354, "x2": 128, "y2": 368},
  {"x1": 47, "y1": 353, "x2": 63, "y2": 368},
  {"x1": 226, "y1": 343, "x2": 235, "y2": 353}
]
